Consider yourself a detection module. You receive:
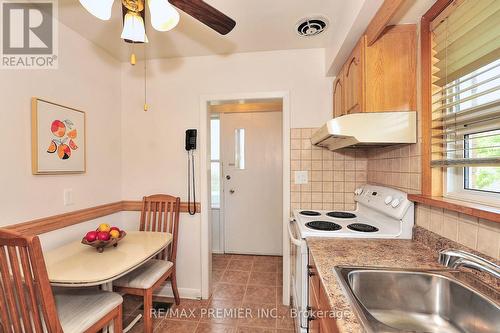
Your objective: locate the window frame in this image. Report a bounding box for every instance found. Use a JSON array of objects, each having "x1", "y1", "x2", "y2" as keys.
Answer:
[
  {"x1": 441, "y1": 75, "x2": 500, "y2": 206},
  {"x1": 445, "y1": 166, "x2": 500, "y2": 207},
  {"x1": 420, "y1": 0, "x2": 500, "y2": 211},
  {"x1": 210, "y1": 117, "x2": 221, "y2": 209}
]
